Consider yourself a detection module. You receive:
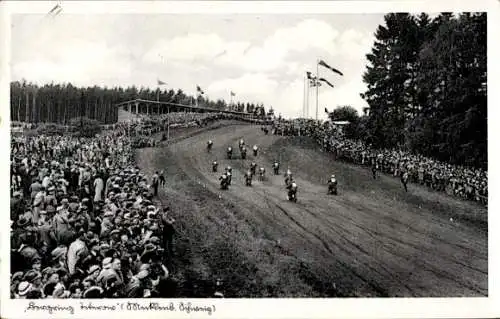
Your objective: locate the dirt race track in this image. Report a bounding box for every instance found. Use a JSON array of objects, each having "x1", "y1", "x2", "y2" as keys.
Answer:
[{"x1": 136, "y1": 123, "x2": 488, "y2": 298}]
